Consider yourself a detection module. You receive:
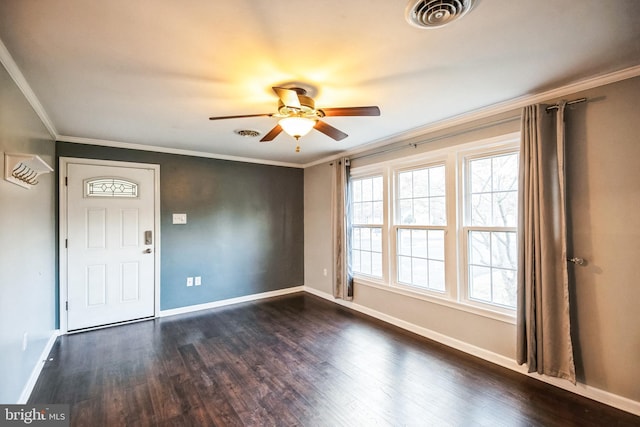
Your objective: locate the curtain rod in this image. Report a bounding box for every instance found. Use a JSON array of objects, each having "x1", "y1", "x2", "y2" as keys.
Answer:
[
  {"x1": 350, "y1": 97, "x2": 588, "y2": 163},
  {"x1": 545, "y1": 97, "x2": 587, "y2": 111},
  {"x1": 350, "y1": 115, "x2": 520, "y2": 162}
]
